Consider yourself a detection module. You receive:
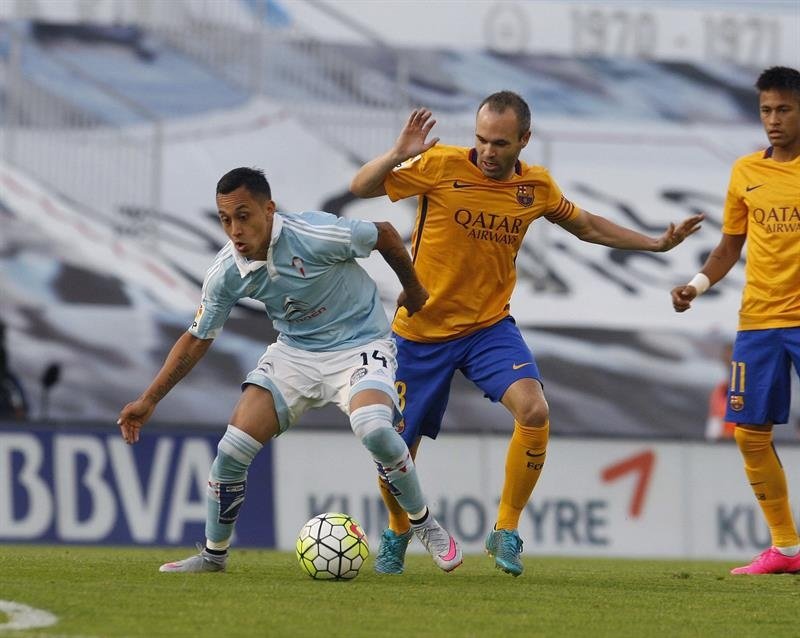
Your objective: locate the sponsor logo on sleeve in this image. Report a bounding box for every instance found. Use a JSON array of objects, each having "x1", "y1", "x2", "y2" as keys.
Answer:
[{"x1": 192, "y1": 304, "x2": 204, "y2": 329}]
